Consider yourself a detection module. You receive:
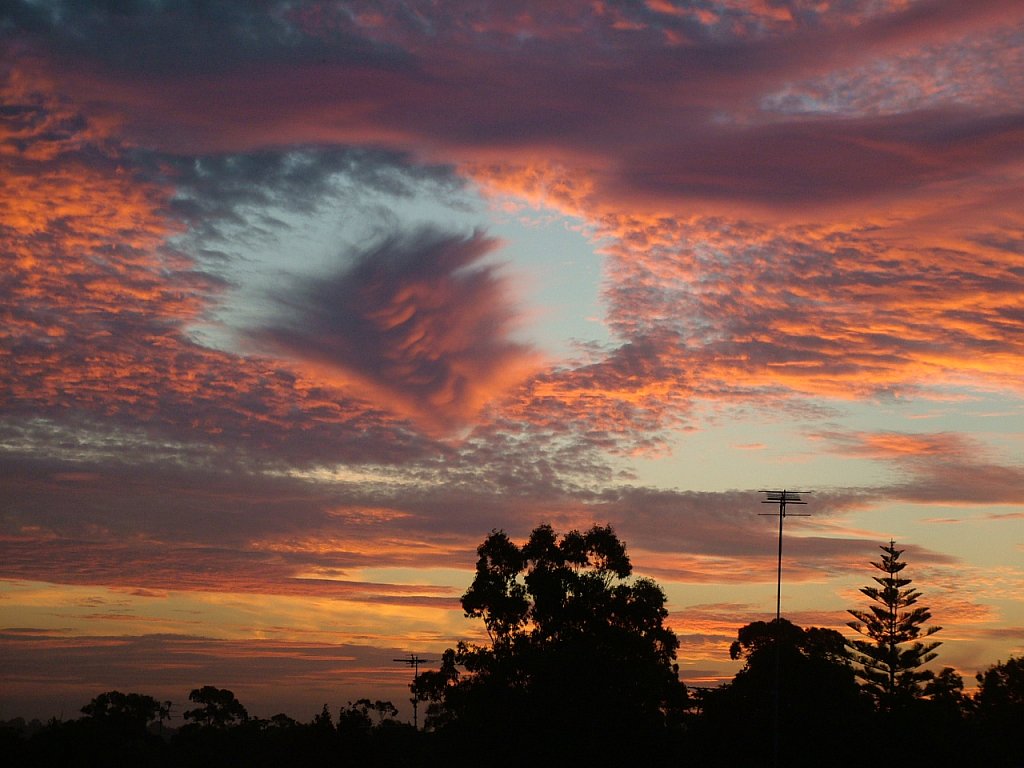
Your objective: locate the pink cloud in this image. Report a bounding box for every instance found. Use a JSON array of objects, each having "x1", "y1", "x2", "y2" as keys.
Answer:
[
  {"x1": 808, "y1": 429, "x2": 1024, "y2": 506},
  {"x1": 3, "y1": 0, "x2": 1023, "y2": 720},
  {"x1": 252, "y1": 227, "x2": 541, "y2": 432},
  {"x1": 7, "y1": 2, "x2": 1024, "y2": 426},
  {"x1": 812, "y1": 430, "x2": 972, "y2": 459}
]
